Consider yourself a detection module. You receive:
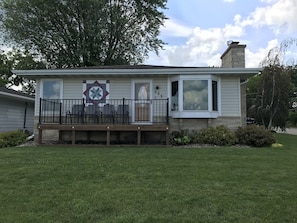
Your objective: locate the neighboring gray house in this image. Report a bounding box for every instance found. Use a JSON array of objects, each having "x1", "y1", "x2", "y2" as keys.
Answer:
[
  {"x1": 14, "y1": 42, "x2": 261, "y2": 145},
  {"x1": 0, "y1": 87, "x2": 35, "y2": 133}
]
